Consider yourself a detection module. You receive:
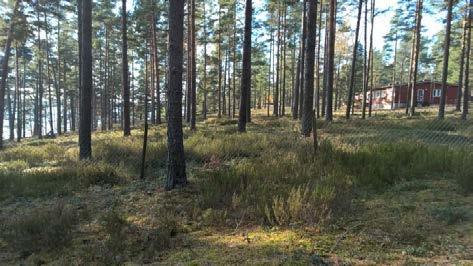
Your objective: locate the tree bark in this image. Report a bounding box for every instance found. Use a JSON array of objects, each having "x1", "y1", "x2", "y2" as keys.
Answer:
[
  {"x1": 301, "y1": 0, "x2": 317, "y2": 136},
  {"x1": 461, "y1": 0, "x2": 472, "y2": 120},
  {"x1": 457, "y1": 13, "x2": 467, "y2": 112},
  {"x1": 408, "y1": 0, "x2": 423, "y2": 117},
  {"x1": 122, "y1": 0, "x2": 131, "y2": 136},
  {"x1": 438, "y1": 0, "x2": 452, "y2": 119},
  {"x1": 238, "y1": 0, "x2": 252, "y2": 132},
  {"x1": 16, "y1": 45, "x2": 21, "y2": 142},
  {"x1": 298, "y1": 1, "x2": 307, "y2": 119},
  {"x1": 140, "y1": 48, "x2": 149, "y2": 179},
  {"x1": 79, "y1": 0, "x2": 93, "y2": 160},
  {"x1": 325, "y1": 0, "x2": 336, "y2": 122},
  {"x1": 190, "y1": 0, "x2": 197, "y2": 129},
  {"x1": 166, "y1": 0, "x2": 187, "y2": 190},
  {"x1": 345, "y1": 0, "x2": 363, "y2": 119}
]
